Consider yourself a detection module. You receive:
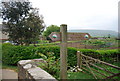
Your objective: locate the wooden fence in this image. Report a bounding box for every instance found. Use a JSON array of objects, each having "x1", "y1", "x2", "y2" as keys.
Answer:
[{"x1": 77, "y1": 51, "x2": 120, "y2": 79}]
